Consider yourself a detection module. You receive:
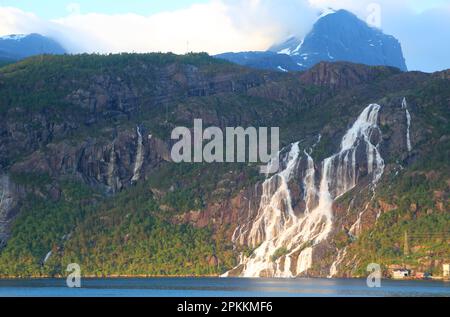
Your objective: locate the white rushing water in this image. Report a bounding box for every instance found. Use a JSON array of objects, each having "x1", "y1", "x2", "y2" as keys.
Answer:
[
  {"x1": 0, "y1": 181, "x2": 6, "y2": 212},
  {"x1": 131, "y1": 126, "x2": 144, "y2": 183},
  {"x1": 0, "y1": 174, "x2": 14, "y2": 242},
  {"x1": 0, "y1": 175, "x2": 12, "y2": 213},
  {"x1": 329, "y1": 247, "x2": 347, "y2": 278},
  {"x1": 43, "y1": 251, "x2": 52, "y2": 264},
  {"x1": 107, "y1": 144, "x2": 117, "y2": 188},
  {"x1": 402, "y1": 98, "x2": 412, "y2": 152},
  {"x1": 227, "y1": 104, "x2": 385, "y2": 277}
]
